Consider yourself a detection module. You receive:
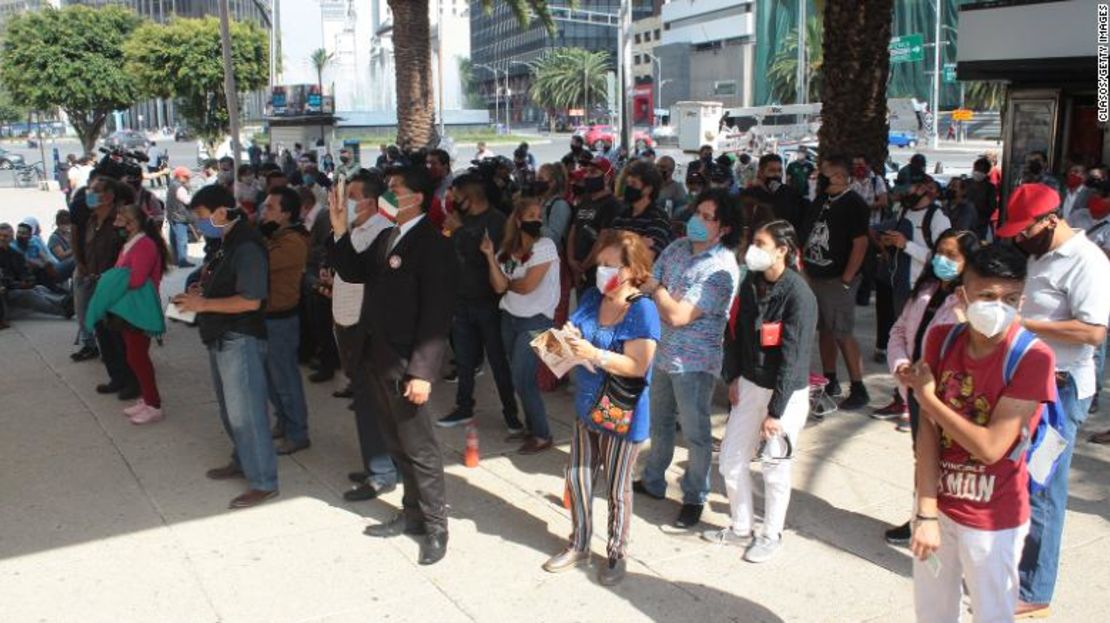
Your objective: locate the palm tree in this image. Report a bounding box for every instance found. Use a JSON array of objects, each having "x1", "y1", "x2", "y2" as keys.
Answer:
[
  {"x1": 390, "y1": 0, "x2": 553, "y2": 148},
  {"x1": 964, "y1": 81, "x2": 1007, "y2": 112},
  {"x1": 766, "y1": 15, "x2": 823, "y2": 105},
  {"x1": 817, "y1": 0, "x2": 894, "y2": 168},
  {"x1": 309, "y1": 47, "x2": 335, "y2": 93},
  {"x1": 528, "y1": 48, "x2": 611, "y2": 128}
]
